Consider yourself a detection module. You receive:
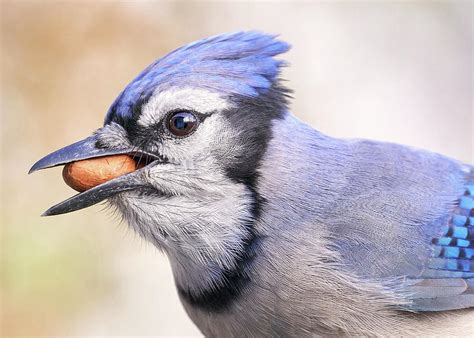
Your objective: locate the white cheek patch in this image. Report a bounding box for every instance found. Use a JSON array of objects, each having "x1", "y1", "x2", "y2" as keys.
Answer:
[
  {"x1": 156, "y1": 114, "x2": 229, "y2": 159},
  {"x1": 138, "y1": 88, "x2": 233, "y2": 127}
]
